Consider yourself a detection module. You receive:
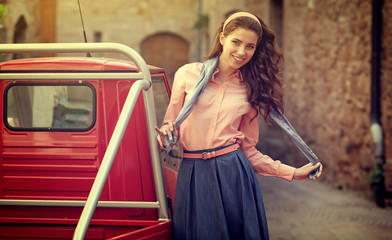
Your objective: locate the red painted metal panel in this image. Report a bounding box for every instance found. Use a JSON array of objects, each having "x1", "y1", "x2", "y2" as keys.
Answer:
[
  {"x1": 108, "y1": 221, "x2": 172, "y2": 240},
  {"x1": 0, "y1": 219, "x2": 170, "y2": 239},
  {"x1": 0, "y1": 225, "x2": 105, "y2": 239}
]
